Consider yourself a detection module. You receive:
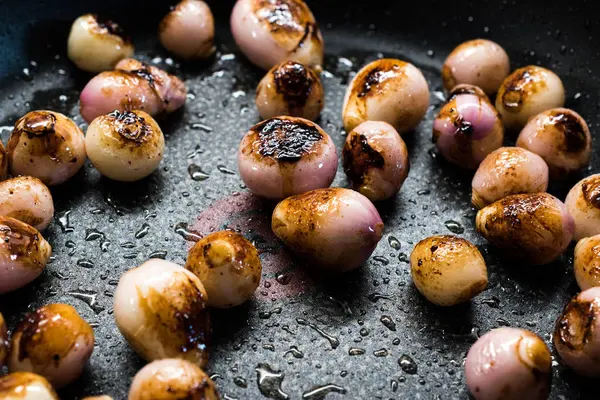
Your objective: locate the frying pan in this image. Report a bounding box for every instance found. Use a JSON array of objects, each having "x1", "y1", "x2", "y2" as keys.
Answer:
[{"x1": 0, "y1": 0, "x2": 597, "y2": 398}]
